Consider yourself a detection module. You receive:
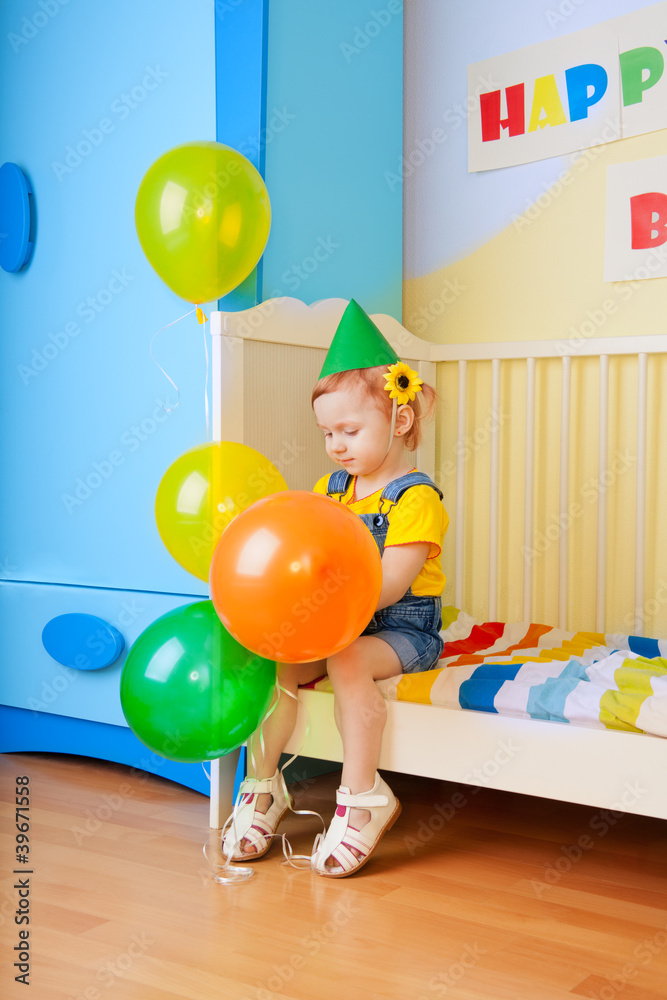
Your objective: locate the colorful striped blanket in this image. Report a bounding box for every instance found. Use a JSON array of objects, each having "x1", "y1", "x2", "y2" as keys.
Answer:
[{"x1": 310, "y1": 607, "x2": 667, "y2": 737}]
